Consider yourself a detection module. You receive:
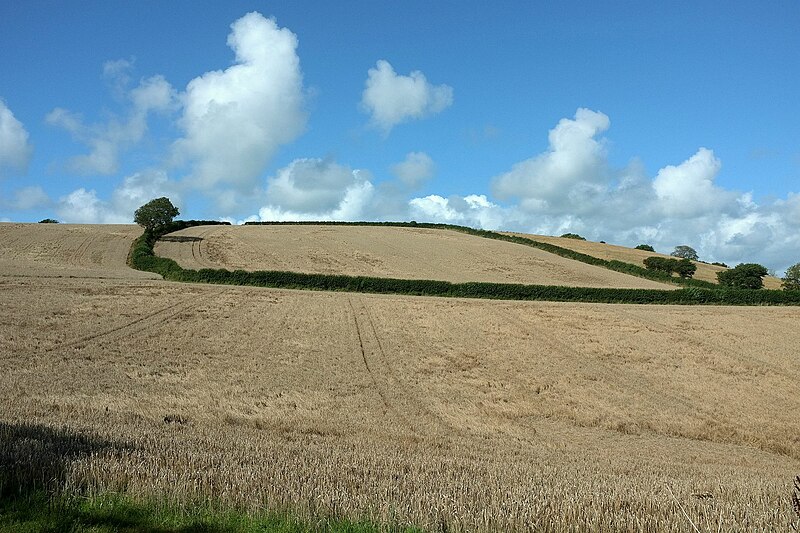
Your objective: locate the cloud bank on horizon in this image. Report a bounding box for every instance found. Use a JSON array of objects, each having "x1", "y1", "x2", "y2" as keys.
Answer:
[{"x1": 1, "y1": 11, "x2": 798, "y2": 274}]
